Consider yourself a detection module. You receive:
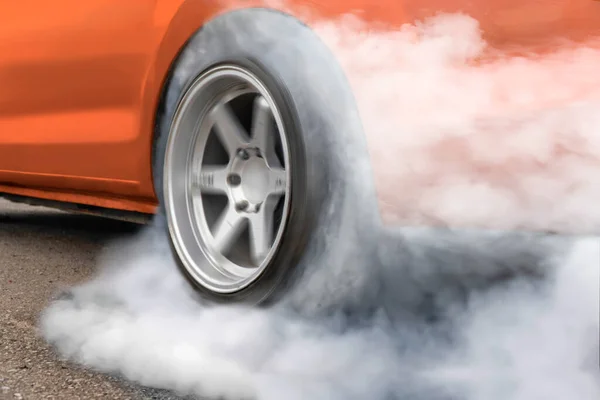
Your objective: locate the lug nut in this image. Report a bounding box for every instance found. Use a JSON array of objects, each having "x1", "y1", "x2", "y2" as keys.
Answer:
[
  {"x1": 227, "y1": 173, "x2": 241, "y2": 186},
  {"x1": 235, "y1": 200, "x2": 249, "y2": 212},
  {"x1": 237, "y1": 149, "x2": 249, "y2": 160}
]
